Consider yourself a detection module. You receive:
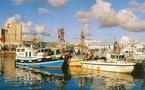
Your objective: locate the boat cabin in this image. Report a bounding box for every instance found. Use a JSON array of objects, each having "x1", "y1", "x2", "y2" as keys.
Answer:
[
  {"x1": 106, "y1": 53, "x2": 126, "y2": 63},
  {"x1": 110, "y1": 54, "x2": 125, "y2": 60},
  {"x1": 16, "y1": 46, "x2": 36, "y2": 57},
  {"x1": 37, "y1": 48, "x2": 61, "y2": 56}
]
